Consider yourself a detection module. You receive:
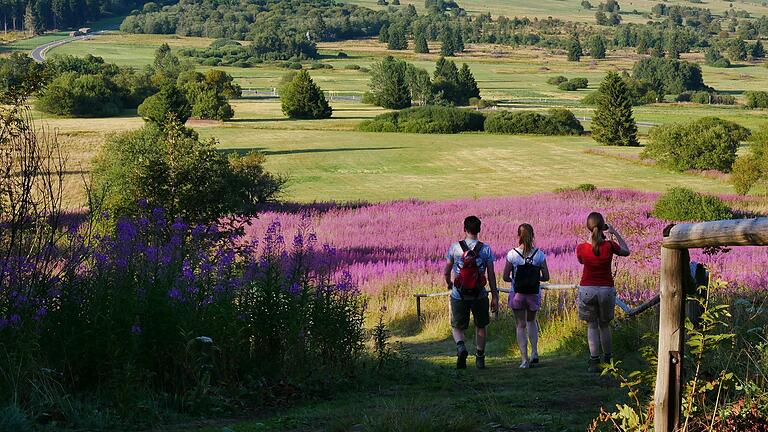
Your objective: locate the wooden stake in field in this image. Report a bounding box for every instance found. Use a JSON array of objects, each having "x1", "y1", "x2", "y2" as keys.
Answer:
[{"x1": 654, "y1": 218, "x2": 768, "y2": 432}]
